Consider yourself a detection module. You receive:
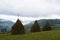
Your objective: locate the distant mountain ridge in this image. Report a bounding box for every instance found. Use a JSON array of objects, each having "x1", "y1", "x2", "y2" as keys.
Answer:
[
  {"x1": 0, "y1": 19, "x2": 14, "y2": 31},
  {"x1": 24, "y1": 19, "x2": 60, "y2": 29},
  {"x1": 0, "y1": 19, "x2": 60, "y2": 31}
]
